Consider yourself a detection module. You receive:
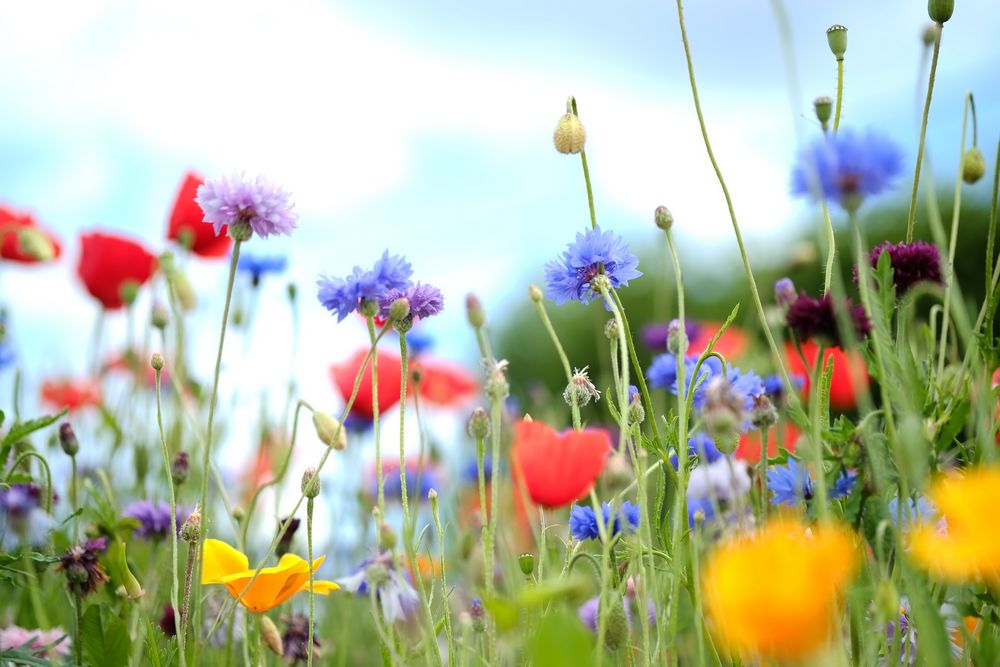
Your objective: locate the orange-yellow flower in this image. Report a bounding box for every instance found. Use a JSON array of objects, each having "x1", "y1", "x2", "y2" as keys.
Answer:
[
  {"x1": 201, "y1": 539, "x2": 339, "y2": 613},
  {"x1": 702, "y1": 519, "x2": 859, "y2": 662},
  {"x1": 910, "y1": 467, "x2": 1000, "y2": 585}
]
